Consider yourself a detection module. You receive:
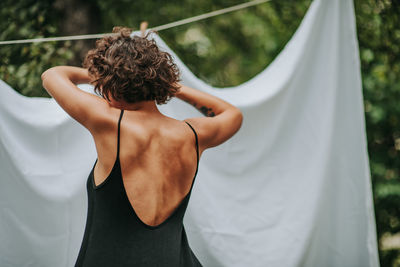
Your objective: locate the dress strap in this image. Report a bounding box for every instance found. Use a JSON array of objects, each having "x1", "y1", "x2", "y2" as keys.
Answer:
[
  {"x1": 117, "y1": 109, "x2": 124, "y2": 159},
  {"x1": 184, "y1": 121, "x2": 199, "y2": 180}
]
